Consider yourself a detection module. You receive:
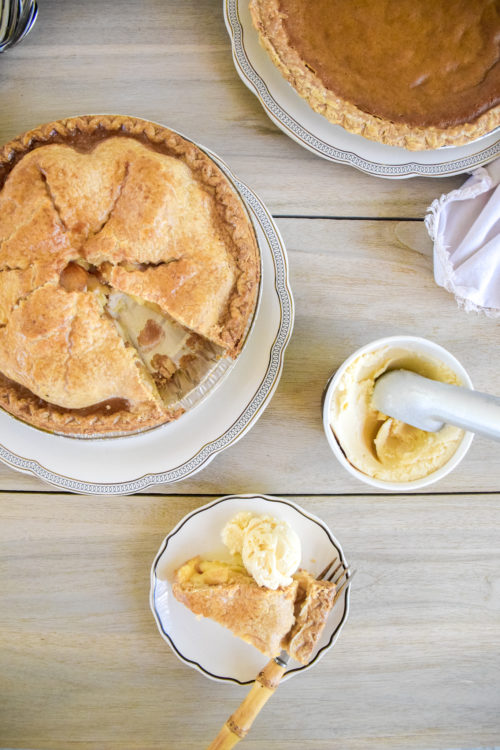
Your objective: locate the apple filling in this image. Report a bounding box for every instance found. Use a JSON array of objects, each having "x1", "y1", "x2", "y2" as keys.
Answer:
[
  {"x1": 58, "y1": 260, "x2": 226, "y2": 414},
  {"x1": 175, "y1": 557, "x2": 252, "y2": 586},
  {"x1": 106, "y1": 291, "x2": 224, "y2": 408}
]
